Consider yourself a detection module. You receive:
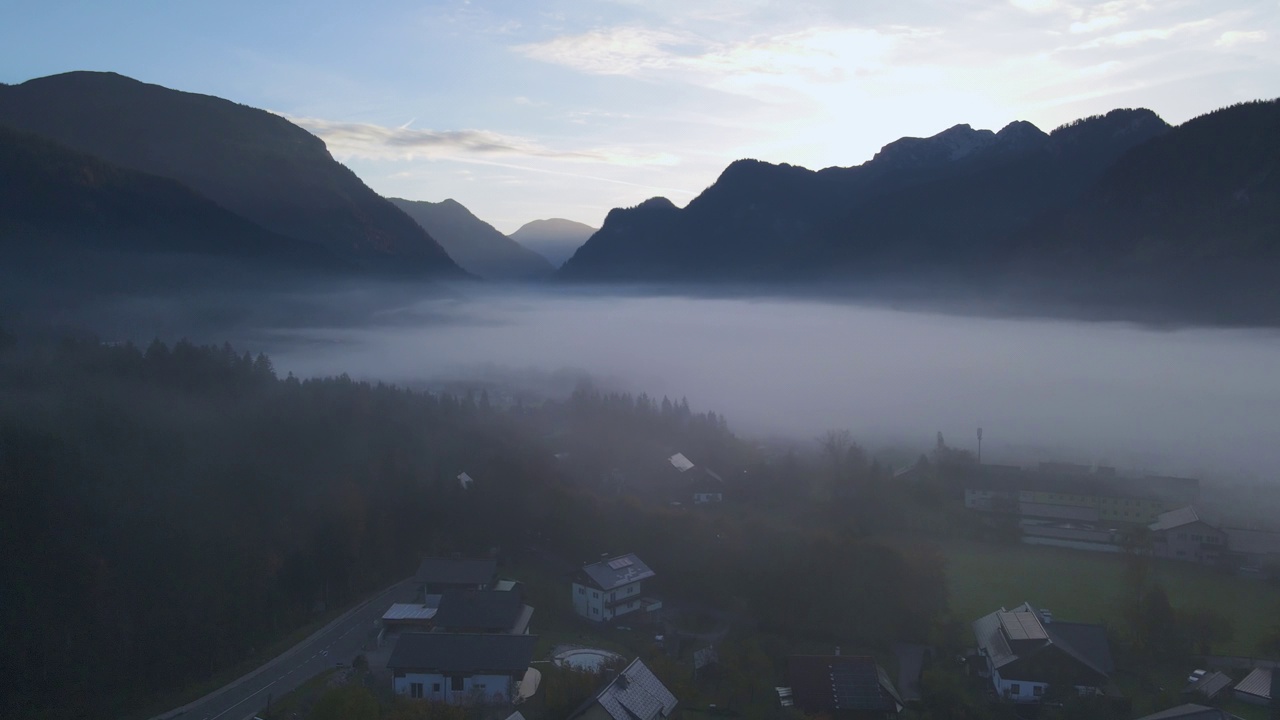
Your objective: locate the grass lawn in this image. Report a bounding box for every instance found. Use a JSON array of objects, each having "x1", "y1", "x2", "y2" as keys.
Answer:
[{"x1": 940, "y1": 539, "x2": 1279, "y2": 656}]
